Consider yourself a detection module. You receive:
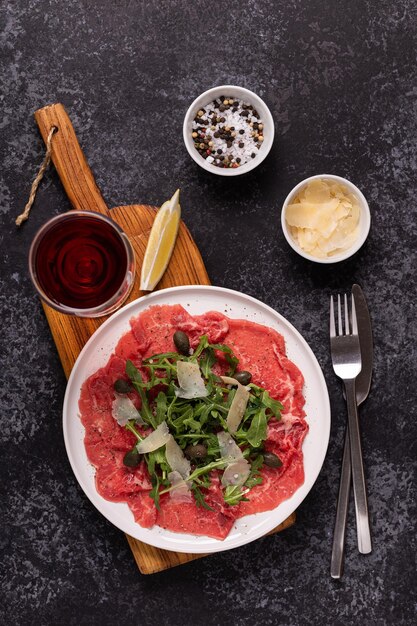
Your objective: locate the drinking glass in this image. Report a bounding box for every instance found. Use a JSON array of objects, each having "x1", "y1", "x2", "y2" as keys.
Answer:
[{"x1": 29, "y1": 211, "x2": 135, "y2": 317}]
